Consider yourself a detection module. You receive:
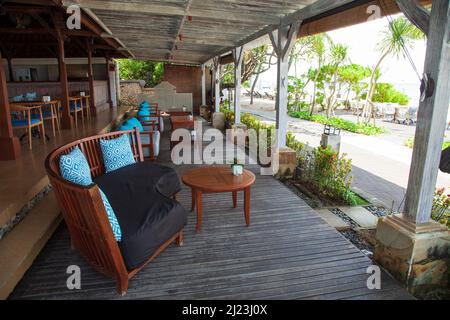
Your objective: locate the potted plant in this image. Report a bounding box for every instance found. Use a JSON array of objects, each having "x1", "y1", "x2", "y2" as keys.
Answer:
[{"x1": 231, "y1": 157, "x2": 243, "y2": 176}]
